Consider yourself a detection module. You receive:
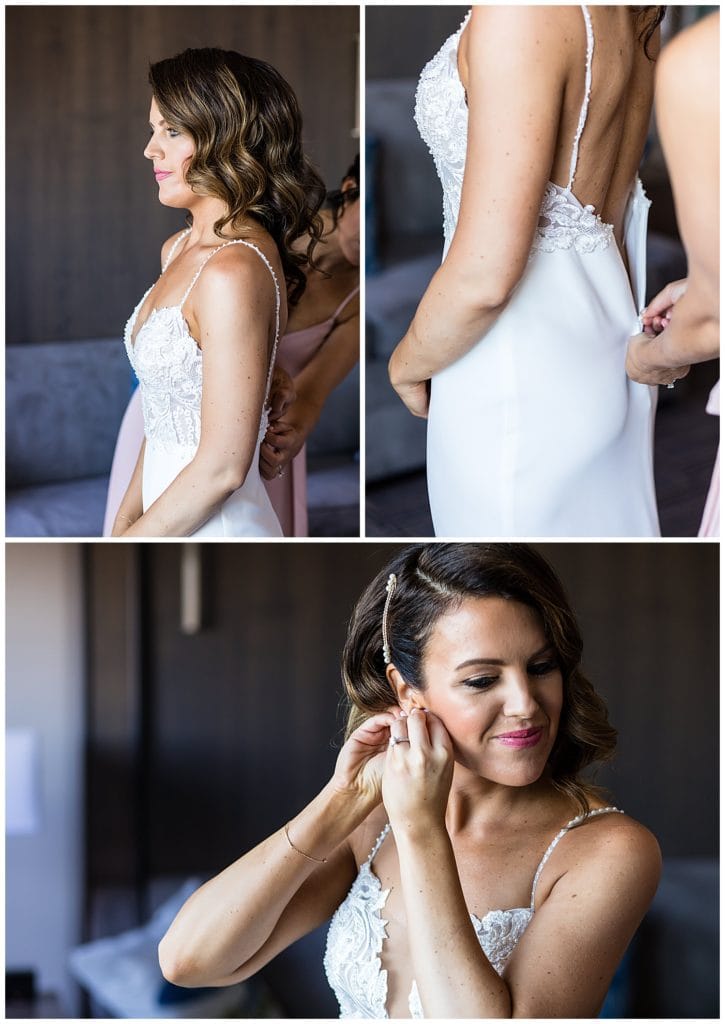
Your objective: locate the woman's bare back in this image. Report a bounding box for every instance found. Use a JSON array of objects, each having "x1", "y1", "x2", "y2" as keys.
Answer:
[{"x1": 459, "y1": 5, "x2": 658, "y2": 244}]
